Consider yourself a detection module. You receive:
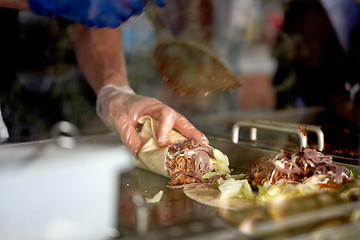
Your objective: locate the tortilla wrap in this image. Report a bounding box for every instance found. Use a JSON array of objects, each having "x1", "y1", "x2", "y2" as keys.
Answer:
[
  {"x1": 132, "y1": 115, "x2": 186, "y2": 177},
  {"x1": 183, "y1": 183, "x2": 255, "y2": 211}
]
